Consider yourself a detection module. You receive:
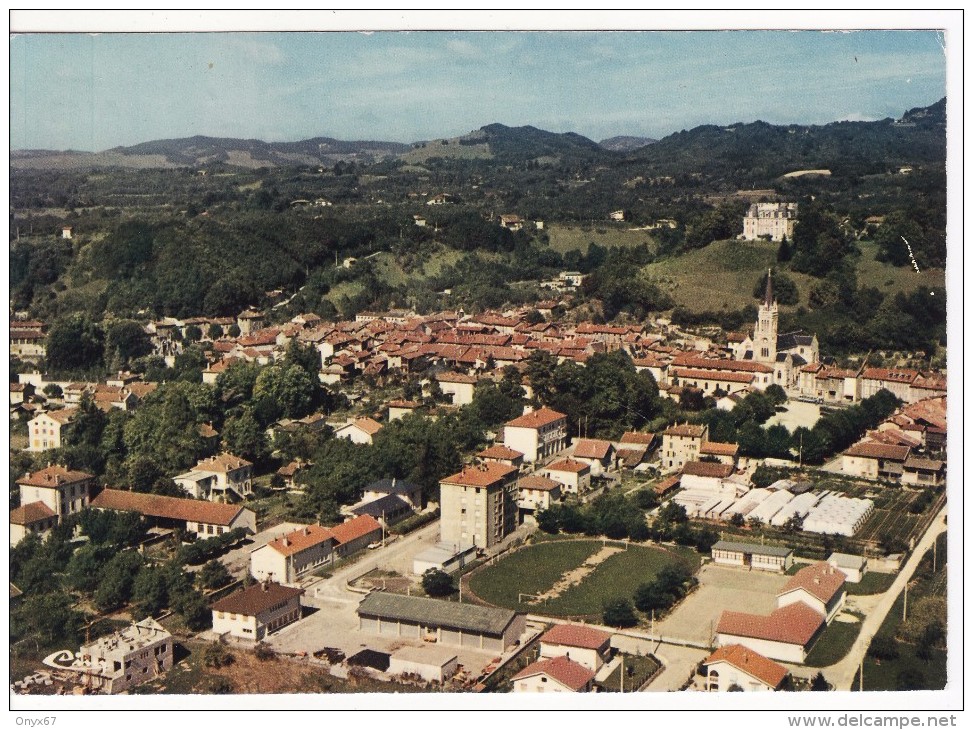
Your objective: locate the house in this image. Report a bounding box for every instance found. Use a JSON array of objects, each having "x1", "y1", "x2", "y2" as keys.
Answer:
[
  {"x1": 275, "y1": 459, "x2": 309, "y2": 489},
  {"x1": 389, "y1": 645, "x2": 460, "y2": 683},
  {"x1": 435, "y1": 372, "x2": 478, "y2": 406},
  {"x1": 362, "y1": 477, "x2": 423, "y2": 511},
  {"x1": 9, "y1": 382, "x2": 35, "y2": 406},
  {"x1": 715, "y1": 602, "x2": 825, "y2": 664},
  {"x1": 516, "y1": 475, "x2": 563, "y2": 521},
  {"x1": 388, "y1": 399, "x2": 422, "y2": 421},
  {"x1": 512, "y1": 656, "x2": 595, "y2": 693},
  {"x1": 477, "y1": 445, "x2": 525, "y2": 469},
  {"x1": 699, "y1": 441, "x2": 740, "y2": 468},
  {"x1": 673, "y1": 367, "x2": 754, "y2": 396},
  {"x1": 335, "y1": 417, "x2": 384, "y2": 445},
  {"x1": 10, "y1": 501, "x2": 58, "y2": 547},
  {"x1": 351, "y1": 494, "x2": 413, "y2": 526},
  {"x1": 439, "y1": 463, "x2": 519, "y2": 549},
  {"x1": 741, "y1": 202, "x2": 798, "y2": 242},
  {"x1": 710, "y1": 540, "x2": 794, "y2": 573},
  {"x1": 541, "y1": 459, "x2": 592, "y2": 494},
  {"x1": 571, "y1": 438, "x2": 616, "y2": 477},
  {"x1": 412, "y1": 542, "x2": 478, "y2": 576},
  {"x1": 357, "y1": 592, "x2": 526, "y2": 653},
  {"x1": 174, "y1": 453, "x2": 254, "y2": 501},
  {"x1": 827, "y1": 553, "x2": 868, "y2": 584},
  {"x1": 329, "y1": 514, "x2": 383, "y2": 558},
  {"x1": 661, "y1": 423, "x2": 708, "y2": 472},
  {"x1": 701, "y1": 644, "x2": 788, "y2": 692},
  {"x1": 9, "y1": 327, "x2": 47, "y2": 360},
  {"x1": 74, "y1": 618, "x2": 173, "y2": 694},
  {"x1": 236, "y1": 309, "x2": 265, "y2": 336},
  {"x1": 211, "y1": 581, "x2": 304, "y2": 642},
  {"x1": 839, "y1": 442, "x2": 911, "y2": 481},
  {"x1": 499, "y1": 214, "x2": 524, "y2": 231},
  {"x1": 538, "y1": 623, "x2": 612, "y2": 672},
  {"x1": 250, "y1": 524, "x2": 337, "y2": 584},
  {"x1": 680, "y1": 460, "x2": 735, "y2": 490},
  {"x1": 776, "y1": 561, "x2": 846, "y2": 622},
  {"x1": 502, "y1": 406, "x2": 568, "y2": 463},
  {"x1": 90, "y1": 489, "x2": 256, "y2": 538},
  {"x1": 901, "y1": 456, "x2": 946, "y2": 488},
  {"x1": 16, "y1": 465, "x2": 95, "y2": 524},
  {"x1": 26, "y1": 408, "x2": 78, "y2": 451}
]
